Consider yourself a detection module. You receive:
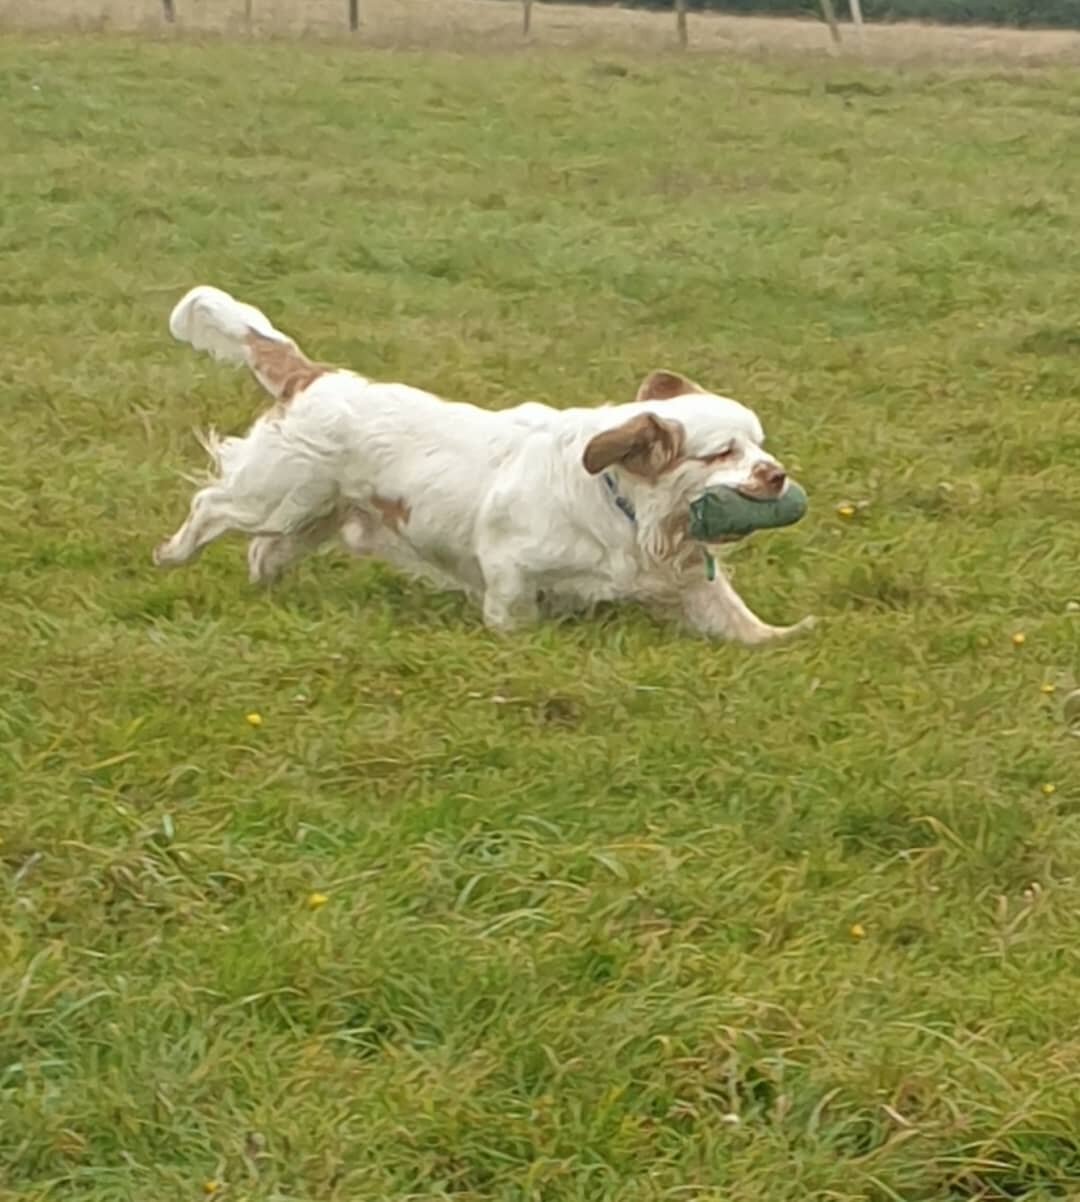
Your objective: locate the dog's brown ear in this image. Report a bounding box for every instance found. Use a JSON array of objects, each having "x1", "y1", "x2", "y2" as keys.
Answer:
[
  {"x1": 583, "y1": 413, "x2": 686, "y2": 479},
  {"x1": 635, "y1": 370, "x2": 706, "y2": 403}
]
